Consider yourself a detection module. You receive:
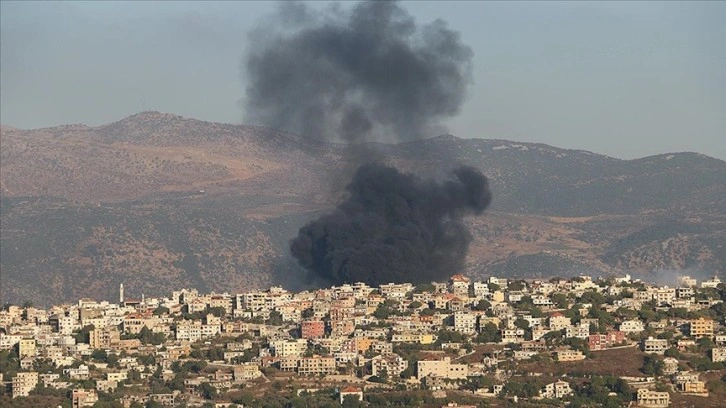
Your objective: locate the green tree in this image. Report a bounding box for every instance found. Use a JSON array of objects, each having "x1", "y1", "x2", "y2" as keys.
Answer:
[
  {"x1": 475, "y1": 322, "x2": 501, "y2": 343},
  {"x1": 152, "y1": 306, "x2": 170, "y2": 316},
  {"x1": 473, "y1": 299, "x2": 491, "y2": 311},
  {"x1": 198, "y1": 382, "x2": 217, "y2": 400},
  {"x1": 266, "y1": 310, "x2": 284, "y2": 326}
]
